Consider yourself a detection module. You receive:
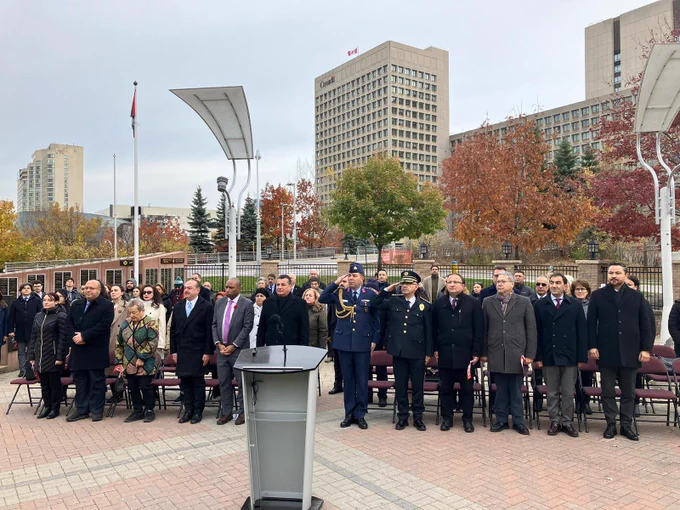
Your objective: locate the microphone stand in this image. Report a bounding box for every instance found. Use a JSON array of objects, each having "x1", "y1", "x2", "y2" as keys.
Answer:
[{"x1": 276, "y1": 321, "x2": 287, "y2": 366}]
